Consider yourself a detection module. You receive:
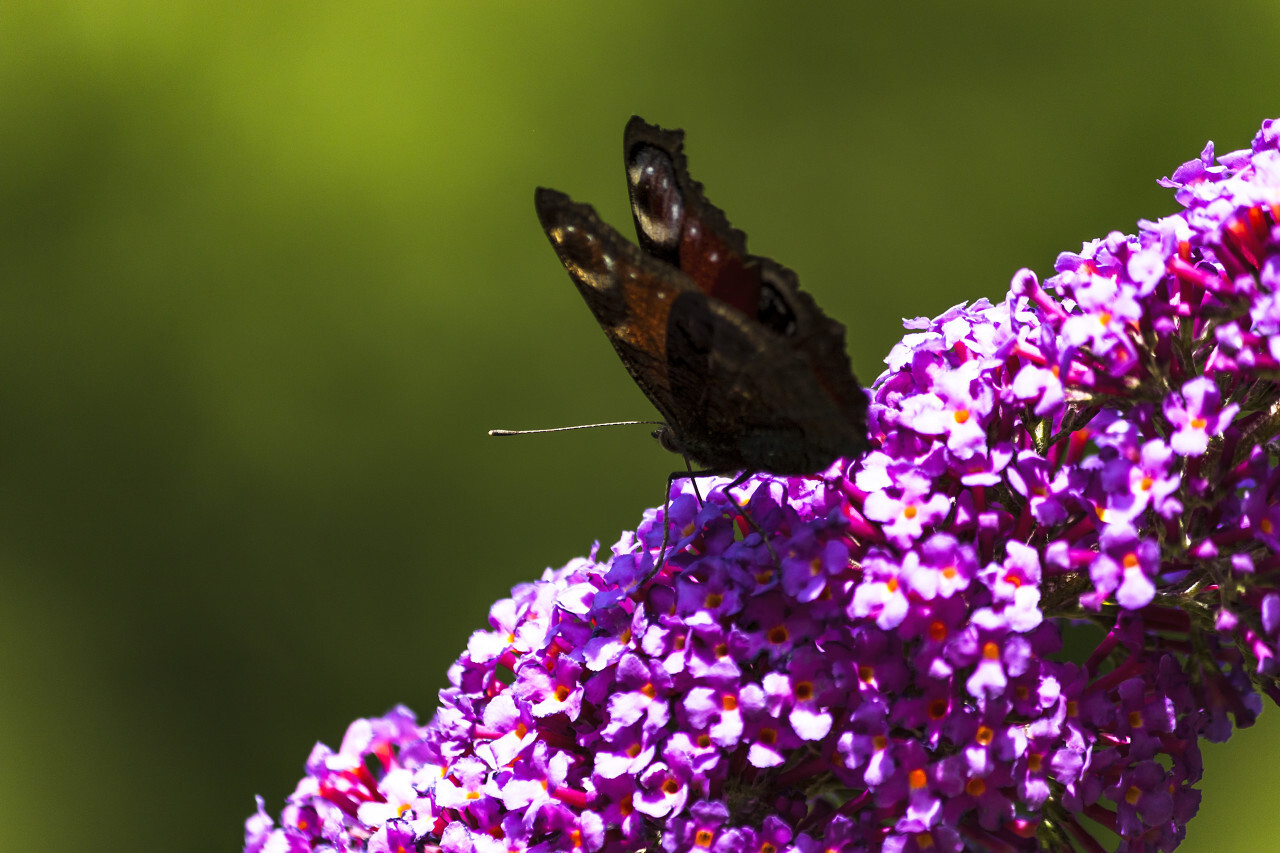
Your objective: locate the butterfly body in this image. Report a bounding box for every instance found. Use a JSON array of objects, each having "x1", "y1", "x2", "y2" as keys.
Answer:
[{"x1": 535, "y1": 117, "x2": 868, "y2": 477}]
